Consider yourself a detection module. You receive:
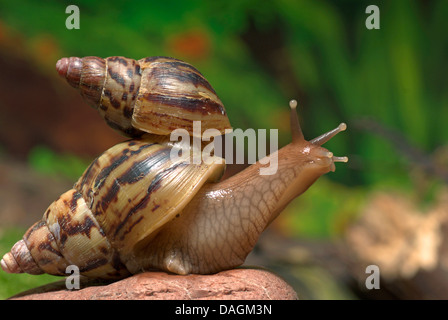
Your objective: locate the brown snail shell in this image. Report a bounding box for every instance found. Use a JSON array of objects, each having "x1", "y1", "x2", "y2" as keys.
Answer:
[
  {"x1": 1, "y1": 137, "x2": 225, "y2": 278},
  {"x1": 56, "y1": 56, "x2": 231, "y2": 138}
]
